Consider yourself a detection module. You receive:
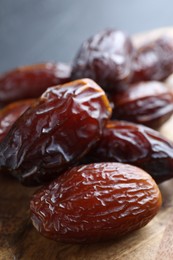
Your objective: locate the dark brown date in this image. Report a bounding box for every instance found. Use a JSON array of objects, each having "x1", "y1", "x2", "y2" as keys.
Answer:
[
  {"x1": 0, "y1": 99, "x2": 34, "y2": 142},
  {"x1": 71, "y1": 29, "x2": 134, "y2": 91},
  {"x1": 0, "y1": 79, "x2": 112, "y2": 186},
  {"x1": 83, "y1": 120, "x2": 173, "y2": 183},
  {"x1": 30, "y1": 162, "x2": 162, "y2": 243},
  {"x1": 110, "y1": 81, "x2": 173, "y2": 129},
  {"x1": 0, "y1": 62, "x2": 71, "y2": 107},
  {"x1": 131, "y1": 36, "x2": 173, "y2": 82}
]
